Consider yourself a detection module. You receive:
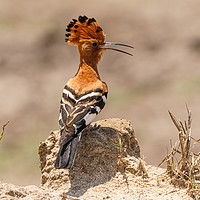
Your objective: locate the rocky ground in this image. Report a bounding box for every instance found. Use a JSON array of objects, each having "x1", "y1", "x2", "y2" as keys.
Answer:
[{"x1": 0, "y1": 119, "x2": 193, "y2": 199}]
